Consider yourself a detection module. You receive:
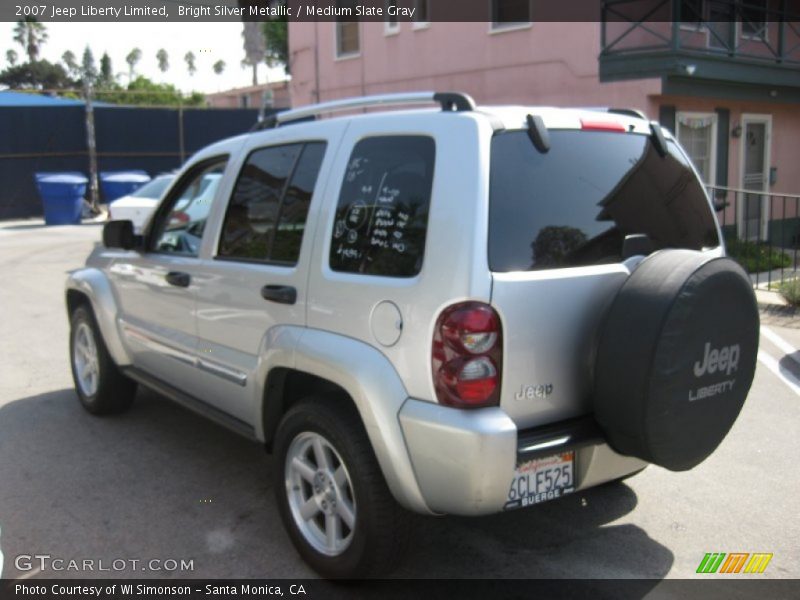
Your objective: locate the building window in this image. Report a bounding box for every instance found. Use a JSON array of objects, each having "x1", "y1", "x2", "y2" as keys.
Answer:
[
  {"x1": 384, "y1": 0, "x2": 399, "y2": 34},
  {"x1": 491, "y1": 0, "x2": 531, "y2": 29},
  {"x1": 741, "y1": 0, "x2": 768, "y2": 39},
  {"x1": 240, "y1": 95, "x2": 250, "y2": 108},
  {"x1": 676, "y1": 112, "x2": 718, "y2": 186},
  {"x1": 413, "y1": 0, "x2": 430, "y2": 26},
  {"x1": 335, "y1": 1, "x2": 360, "y2": 57},
  {"x1": 336, "y1": 21, "x2": 360, "y2": 56},
  {"x1": 679, "y1": 0, "x2": 704, "y2": 28}
]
